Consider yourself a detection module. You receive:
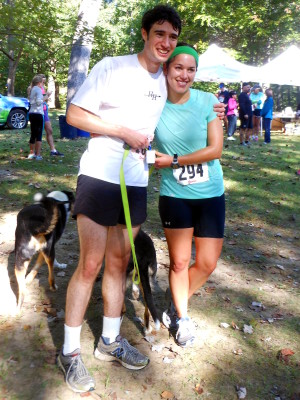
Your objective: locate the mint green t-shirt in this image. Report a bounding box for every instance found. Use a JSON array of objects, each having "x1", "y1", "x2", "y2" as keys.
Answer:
[{"x1": 155, "y1": 89, "x2": 224, "y2": 199}]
